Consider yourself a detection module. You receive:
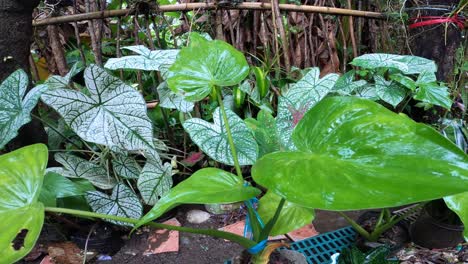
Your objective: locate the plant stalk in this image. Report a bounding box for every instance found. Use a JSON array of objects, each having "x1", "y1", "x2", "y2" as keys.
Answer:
[{"x1": 44, "y1": 207, "x2": 256, "y2": 248}]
